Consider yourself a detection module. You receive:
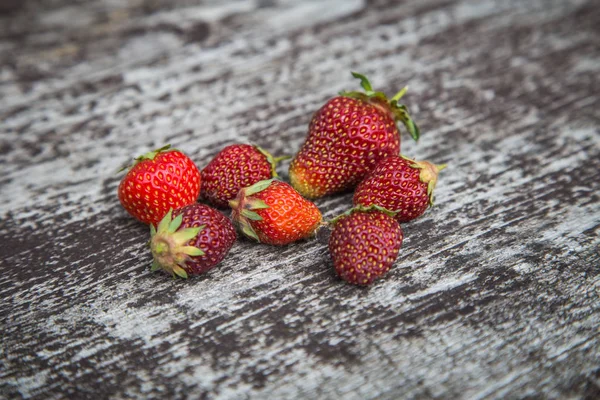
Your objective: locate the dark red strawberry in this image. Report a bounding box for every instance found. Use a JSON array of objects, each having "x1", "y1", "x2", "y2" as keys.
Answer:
[
  {"x1": 353, "y1": 155, "x2": 445, "y2": 222},
  {"x1": 149, "y1": 204, "x2": 236, "y2": 278},
  {"x1": 229, "y1": 179, "x2": 322, "y2": 245},
  {"x1": 289, "y1": 72, "x2": 420, "y2": 199},
  {"x1": 201, "y1": 144, "x2": 289, "y2": 208},
  {"x1": 118, "y1": 144, "x2": 201, "y2": 225},
  {"x1": 329, "y1": 206, "x2": 403, "y2": 286}
]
